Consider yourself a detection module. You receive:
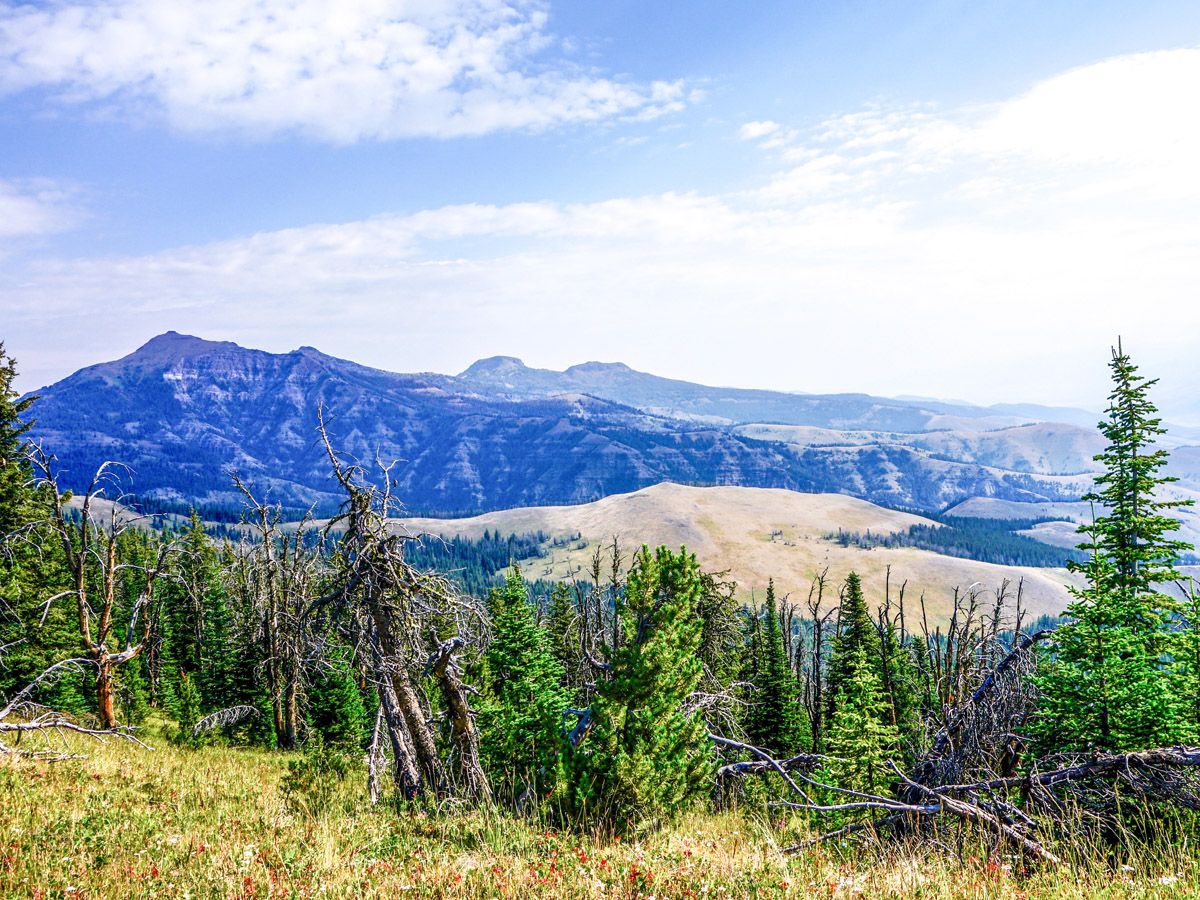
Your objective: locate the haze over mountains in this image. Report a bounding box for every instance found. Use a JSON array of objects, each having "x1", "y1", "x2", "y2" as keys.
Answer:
[{"x1": 23, "y1": 333, "x2": 1200, "y2": 537}]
